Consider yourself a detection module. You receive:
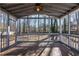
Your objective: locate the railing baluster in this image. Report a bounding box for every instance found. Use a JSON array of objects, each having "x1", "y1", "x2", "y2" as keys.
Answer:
[{"x1": 78, "y1": 37, "x2": 79, "y2": 50}]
